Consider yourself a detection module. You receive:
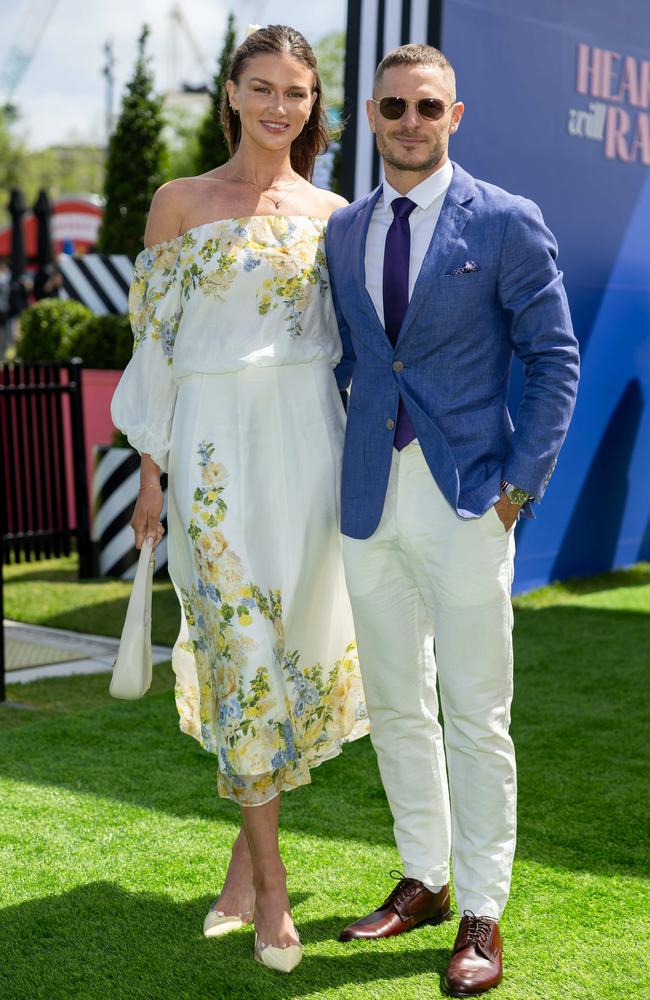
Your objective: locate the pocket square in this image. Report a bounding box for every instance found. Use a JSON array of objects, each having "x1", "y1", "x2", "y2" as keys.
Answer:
[{"x1": 453, "y1": 260, "x2": 480, "y2": 275}]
